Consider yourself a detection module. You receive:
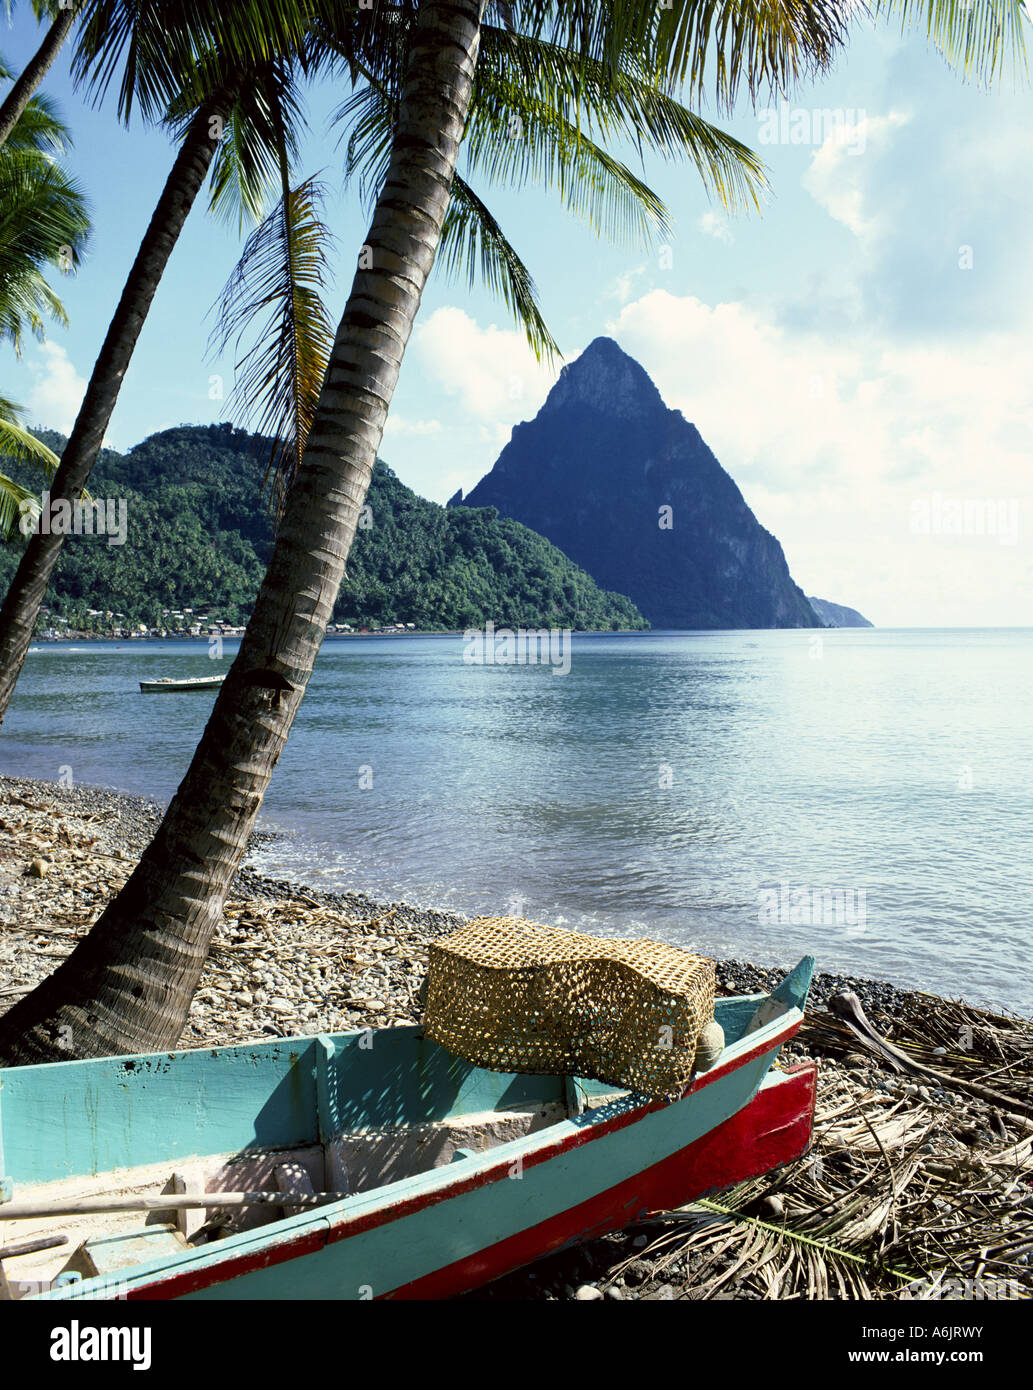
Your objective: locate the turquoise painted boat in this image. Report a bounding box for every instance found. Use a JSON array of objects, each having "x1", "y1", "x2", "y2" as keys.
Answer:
[{"x1": 0, "y1": 958, "x2": 815, "y2": 1301}]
